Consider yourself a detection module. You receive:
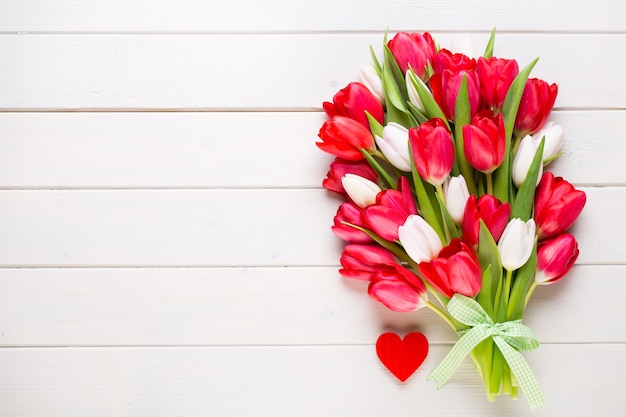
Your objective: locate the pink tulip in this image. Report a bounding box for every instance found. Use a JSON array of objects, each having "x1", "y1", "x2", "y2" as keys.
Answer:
[
  {"x1": 409, "y1": 118, "x2": 455, "y2": 186},
  {"x1": 514, "y1": 78, "x2": 558, "y2": 137},
  {"x1": 323, "y1": 82, "x2": 385, "y2": 129},
  {"x1": 462, "y1": 194, "x2": 511, "y2": 247},
  {"x1": 339, "y1": 244, "x2": 395, "y2": 281},
  {"x1": 418, "y1": 238, "x2": 482, "y2": 298},
  {"x1": 463, "y1": 109, "x2": 506, "y2": 174},
  {"x1": 331, "y1": 202, "x2": 372, "y2": 244},
  {"x1": 429, "y1": 69, "x2": 481, "y2": 121},
  {"x1": 476, "y1": 57, "x2": 519, "y2": 109},
  {"x1": 363, "y1": 176, "x2": 418, "y2": 241},
  {"x1": 433, "y1": 48, "x2": 476, "y2": 74},
  {"x1": 535, "y1": 233, "x2": 579, "y2": 285},
  {"x1": 534, "y1": 172, "x2": 586, "y2": 239},
  {"x1": 388, "y1": 31, "x2": 437, "y2": 79},
  {"x1": 322, "y1": 157, "x2": 378, "y2": 197},
  {"x1": 368, "y1": 263, "x2": 428, "y2": 312},
  {"x1": 316, "y1": 116, "x2": 375, "y2": 161}
]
